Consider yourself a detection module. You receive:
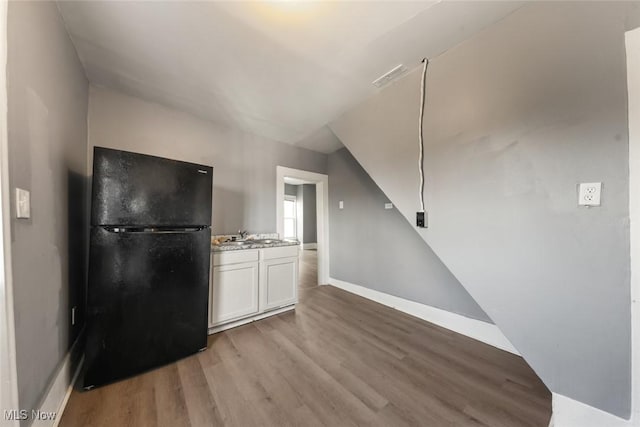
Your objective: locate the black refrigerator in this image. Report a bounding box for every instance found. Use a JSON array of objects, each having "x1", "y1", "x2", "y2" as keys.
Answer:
[{"x1": 84, "y1": 147, "x2": 212, "y2": 389}]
